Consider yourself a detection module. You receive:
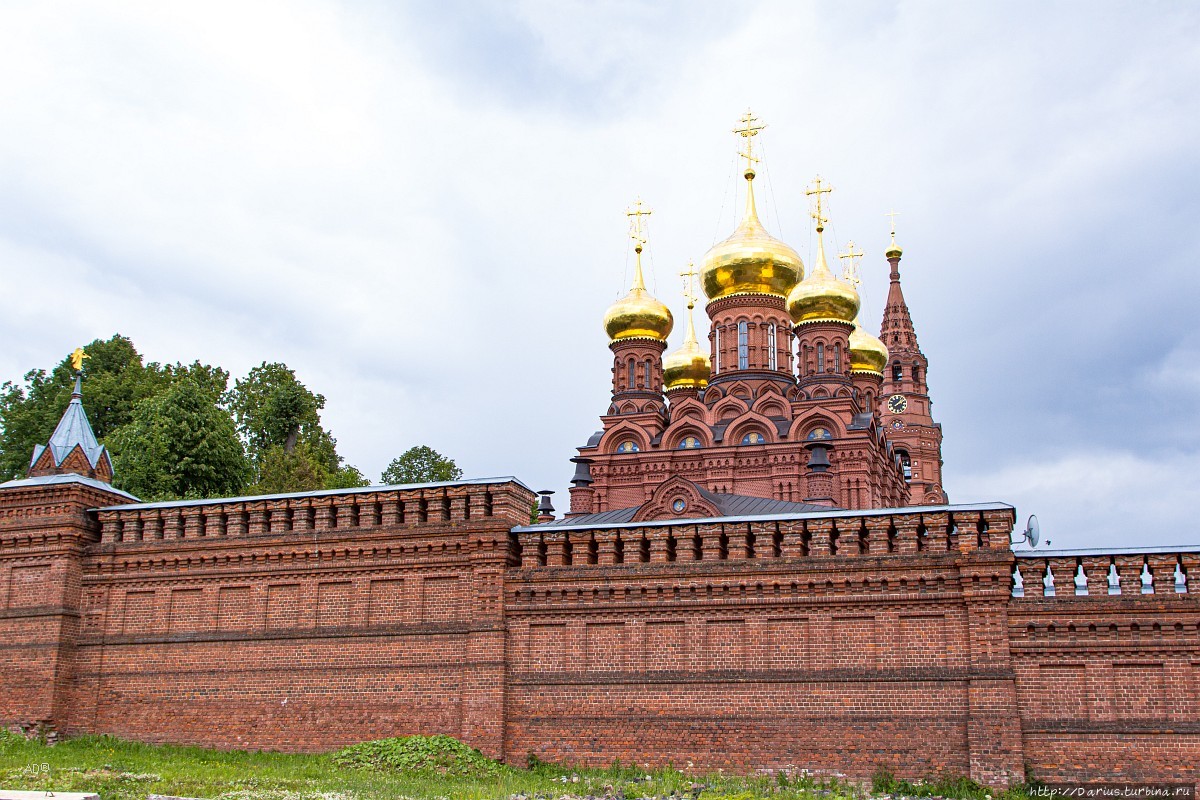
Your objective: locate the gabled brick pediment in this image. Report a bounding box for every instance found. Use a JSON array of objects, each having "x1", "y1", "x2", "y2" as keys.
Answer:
[{"x1": 631, "y1": 475, "x2": 720, "y2": 522}]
